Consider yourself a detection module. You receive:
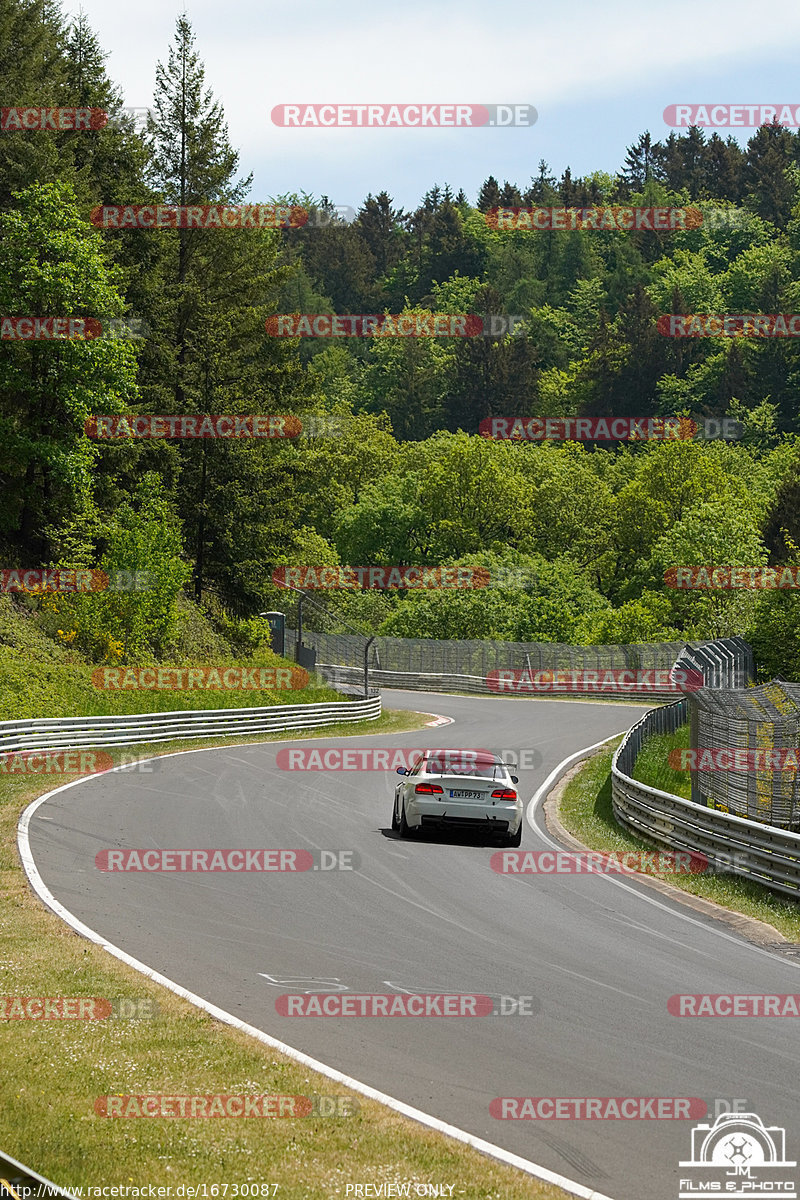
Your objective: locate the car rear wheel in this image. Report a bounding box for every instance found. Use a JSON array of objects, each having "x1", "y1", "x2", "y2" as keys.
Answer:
[
  {"x1": 504, "y1": 822, "x2": 523, "y2": 847},
  {"x1": 391, "y1": 796, "x2": 400, "y2": 831},
  {"x1": 399, "y1": 800, "x2": 413, "y2": 838}
]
